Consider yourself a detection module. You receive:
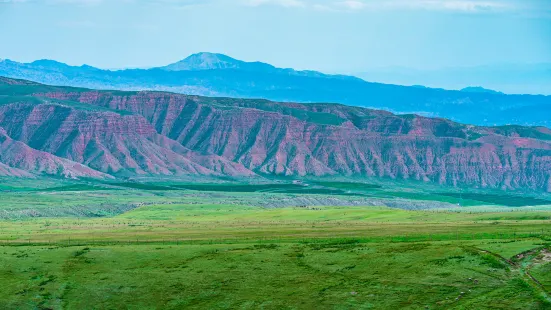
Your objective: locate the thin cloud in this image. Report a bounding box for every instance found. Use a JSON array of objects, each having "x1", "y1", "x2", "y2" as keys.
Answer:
[
  {"x1": 1, "y1": 0, "x2": 110, "y2": 4},
  {"x1": 241, "y1": 0, "x2": 518, "y2": 13},
  {"x1": 387, "y1": 0, "x2": 512, "y2": 12},
  {"x1": 244, "y1": 0, "x2": 306, "y2": 8},
  {"x1": 1, "y1": 0, "x2": 206, "y2": 4},
  {"x1": 2, "y1": 0, "x2": 548, "y2": 16},
  {"x1": 338, "y1": 0, "x2": 366, "y2": 10},
  {"x1": 331, "y1": 0, "x2": 513, "y2": 12}
]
